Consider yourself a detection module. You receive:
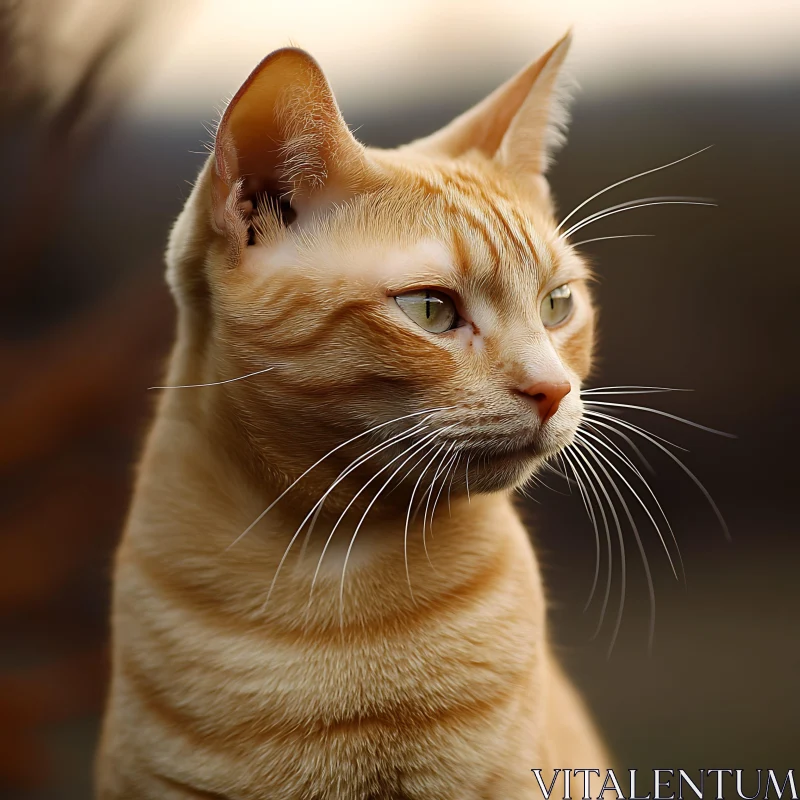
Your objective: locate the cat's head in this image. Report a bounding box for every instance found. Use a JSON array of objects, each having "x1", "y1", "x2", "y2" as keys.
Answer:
[{"x1": 167, "y1": 33, "x2": 595, "y2": 500}]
